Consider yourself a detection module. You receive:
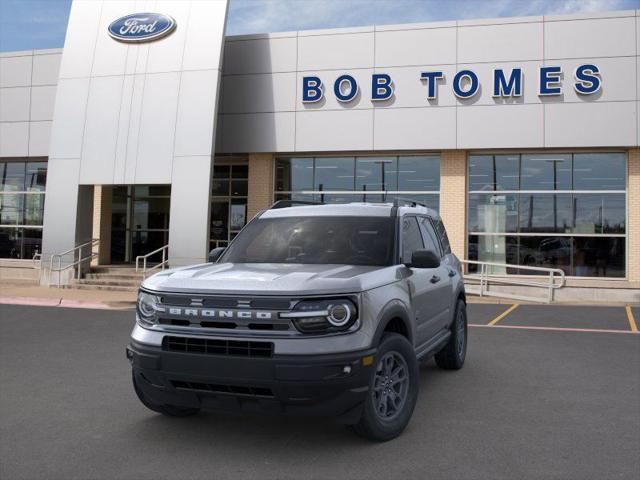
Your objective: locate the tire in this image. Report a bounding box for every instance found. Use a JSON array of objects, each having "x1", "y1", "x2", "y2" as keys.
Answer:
[
  {"x1": 349, "y1": 333, "x2": 419, "y2": 442},
  {"x1": 434, "y1": 299, "x2": 467, "y2": 370},
  {"x1": 132, "y1": 371, "x2": 200, "y2": 417}
]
